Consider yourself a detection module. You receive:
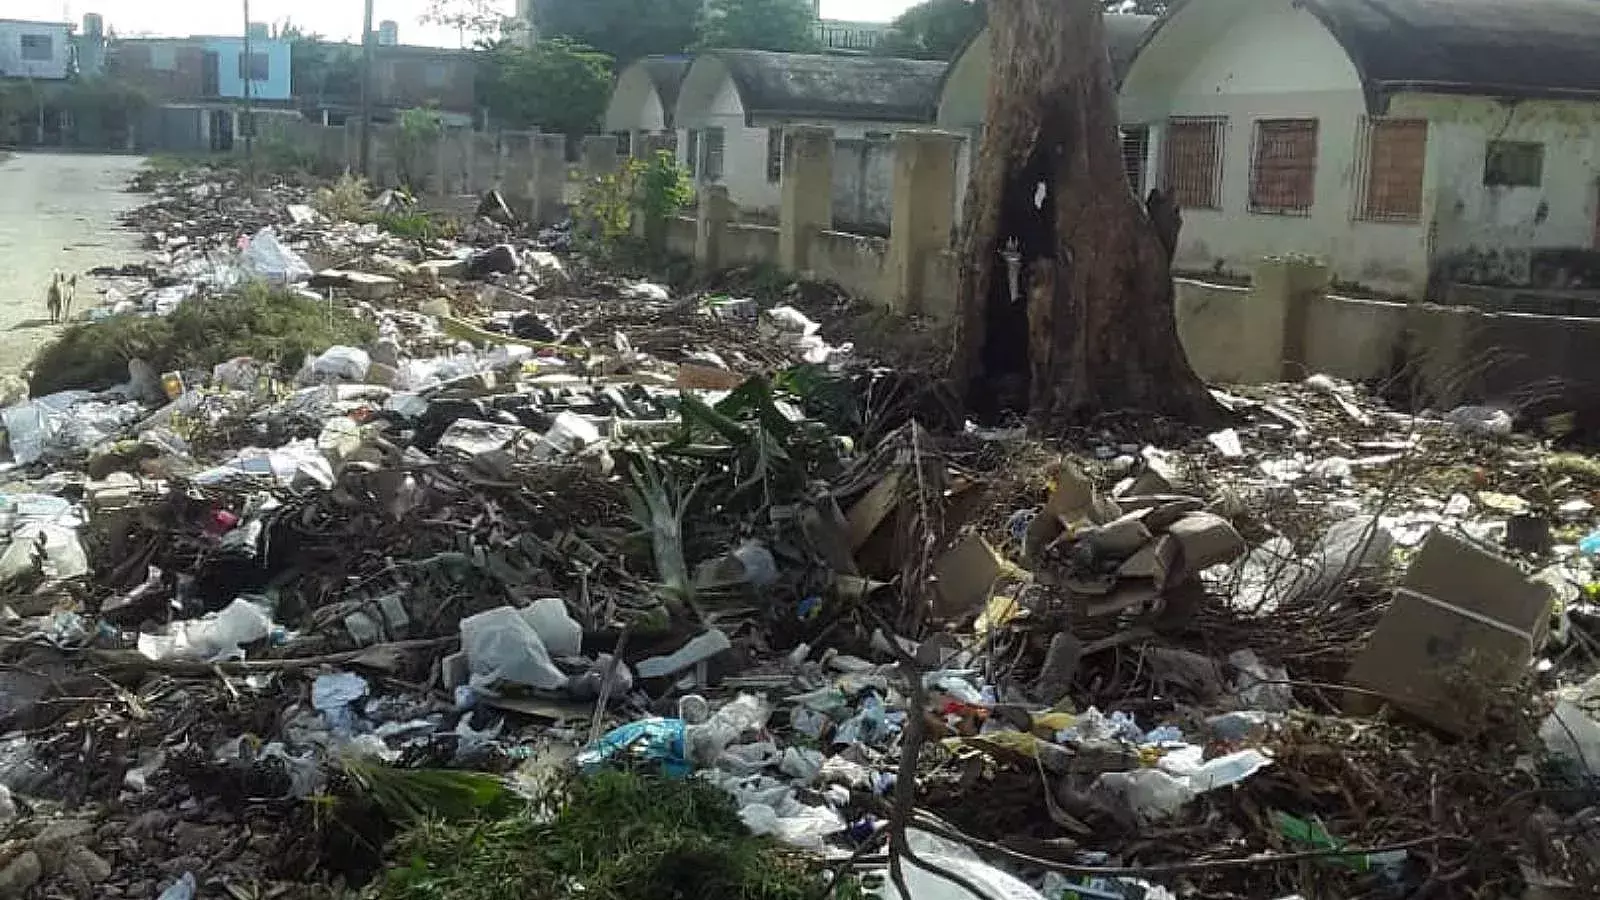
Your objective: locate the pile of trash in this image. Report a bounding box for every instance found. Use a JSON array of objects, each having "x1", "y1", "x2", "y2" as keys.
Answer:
[{"x1": 0, "y1": 164, "x2": 1594, "y2": 900}]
